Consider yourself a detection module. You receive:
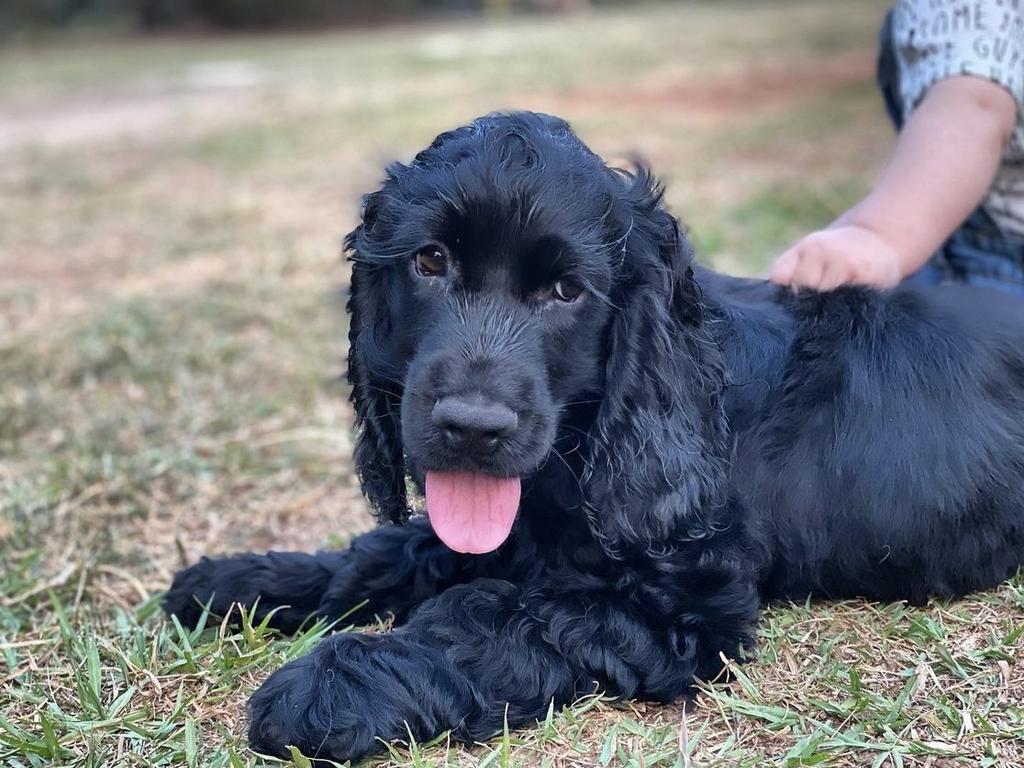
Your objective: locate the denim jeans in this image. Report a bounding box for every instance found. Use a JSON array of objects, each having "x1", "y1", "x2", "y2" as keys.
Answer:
[{"x1": 877, "y1": 12, "x2": 1024, "y2": 297}]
